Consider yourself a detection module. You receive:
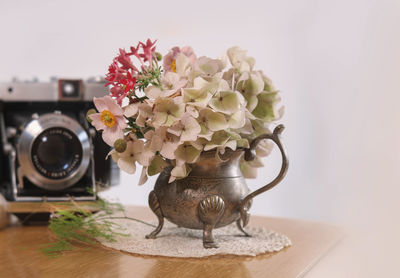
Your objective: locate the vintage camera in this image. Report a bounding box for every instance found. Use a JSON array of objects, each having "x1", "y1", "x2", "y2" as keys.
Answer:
[{"x1": 0, "y1": 77, "x2": 118, "y2": 202}]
